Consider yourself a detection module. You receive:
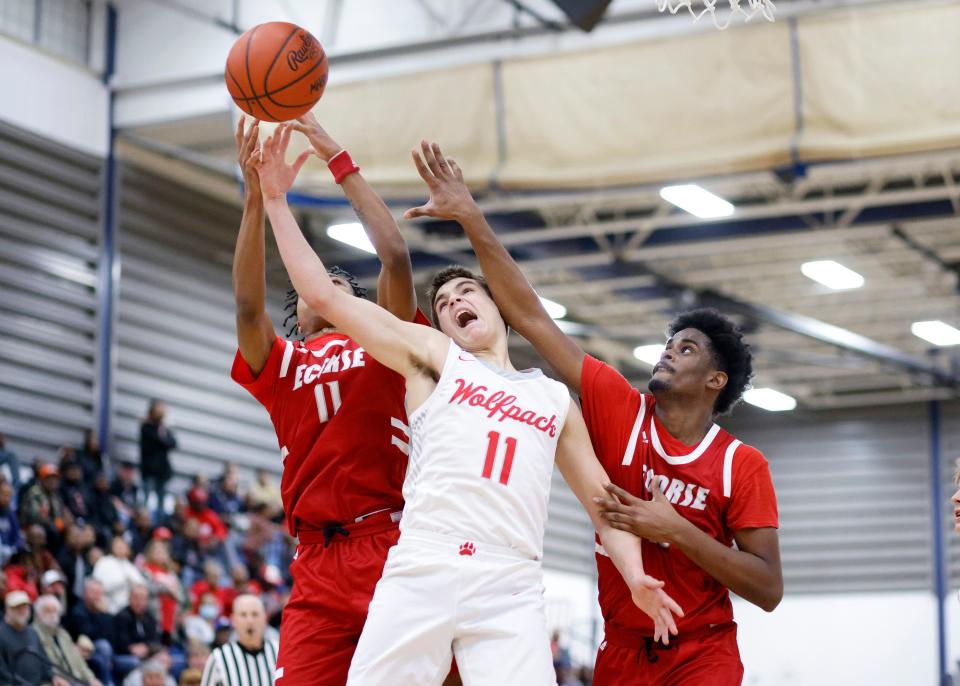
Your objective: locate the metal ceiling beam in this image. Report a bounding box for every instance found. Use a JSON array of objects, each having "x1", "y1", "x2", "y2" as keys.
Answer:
[
  {"x1": 696, "y1": 288, "x2": 959, "y2": 387},
  {"x1": 423, "y1": 182, "x2": 960, "y2": 254}
]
